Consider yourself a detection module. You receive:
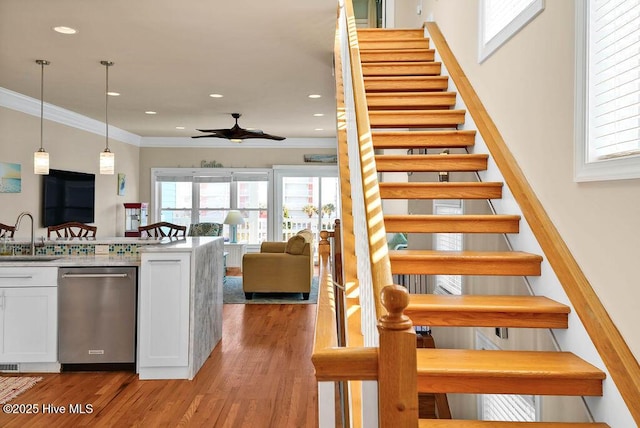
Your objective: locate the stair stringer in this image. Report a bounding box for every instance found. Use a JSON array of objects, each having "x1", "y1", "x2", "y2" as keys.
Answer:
[{"x1": 422, "y1": 25, "x2": 634, "y2": 427}]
